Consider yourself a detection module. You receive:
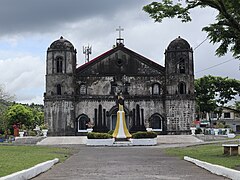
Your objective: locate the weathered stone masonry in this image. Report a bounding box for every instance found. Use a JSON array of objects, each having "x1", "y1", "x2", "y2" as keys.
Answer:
[{"x1": 44, "y1": 36, "x2": 195, "y2": 135}]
